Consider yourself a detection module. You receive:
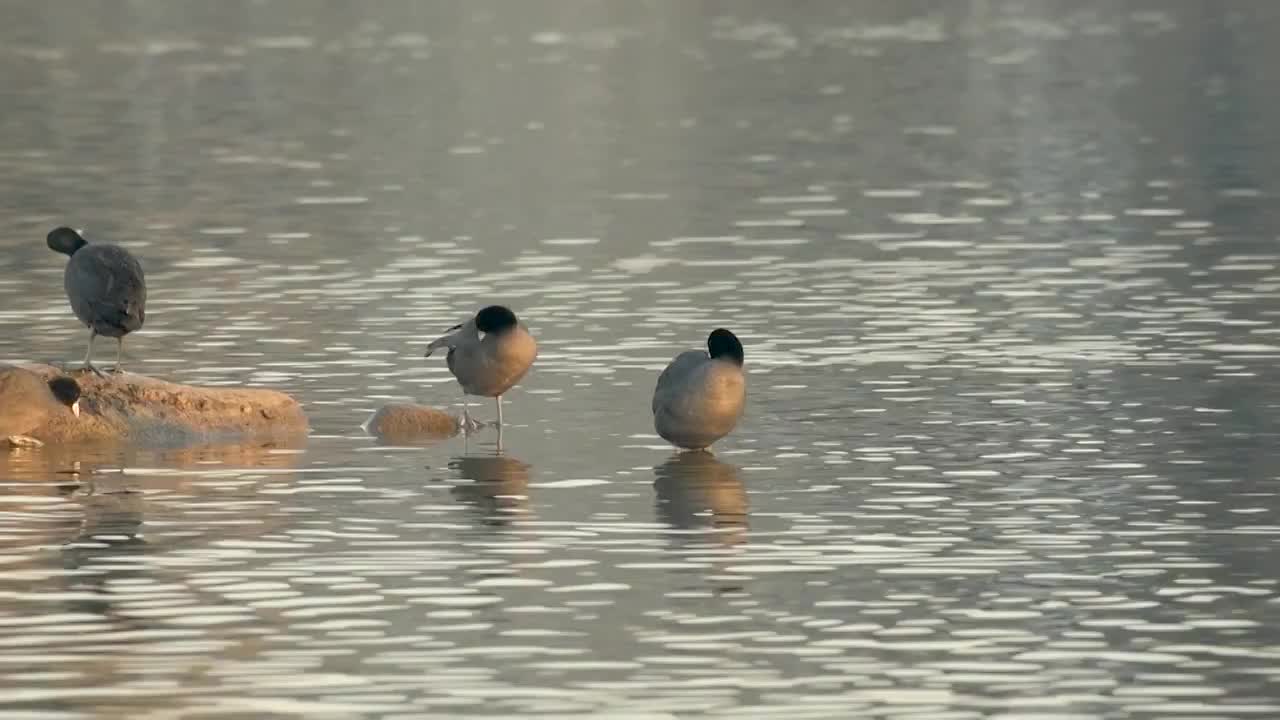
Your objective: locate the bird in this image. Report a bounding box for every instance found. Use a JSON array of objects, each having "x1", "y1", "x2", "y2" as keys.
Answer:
[
  {"x1": 46, "y1": 227, "x2": 146, "y2": 375},
  {"x1": 652, "y1": 328, "x2": 745, "y2": 450},
  {"x1": 424, "y1": 305, "x2": 537, "y2": 428},
  {"x1": 0, "y1": 368, "x2": 80, "y2": 444}
]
